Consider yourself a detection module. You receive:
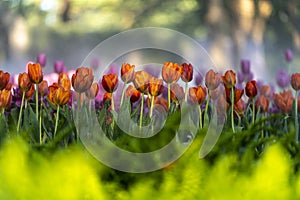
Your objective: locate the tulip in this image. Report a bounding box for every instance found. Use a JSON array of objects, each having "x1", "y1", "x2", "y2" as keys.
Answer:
[
  {"x1": 0, "y1": 89, "x2": 12, "y2": 113},
  {"x1": 276, "y1": 69, "x2": 289, "y2": 88},
  {"x1": 260, "y1": 85, "x2": 272, "y2": 98},
  {"x1": 85, "y1": 82, "x2": 99, "y2": 99},
  {"x1": 255, "y1": 95, "x2": 269, "y2": 113},
  {"x1": 205, "y1": 69, "x2": 221, "y2": 91},
  {"x1": 234, "y1": 99, "x2": 245, "y2": 118},
  {"x1": 285, "y1": 49, "x2": 293, "y2": 63},
  {"x1": 170, "y1": 84, "x2": 184, "y2": 104},
  {"x1": 181, "y1": 63, "x2": 193, "y2": 82},
  {"x1": 103, "y1": 92, "x2": 112, "y2": 105},
  {"x1": 102, "y1": 74, "x2": 119, "y2": 94},
  {"x1": 273, "y1": 90, "x2": 293, "y2": 114},
  {"x1": 0, "y1": 71, "x2": 10, "y2": 90},
  {"x1": 245, "y1": 80, "x2": 258, "y2": 124},
  {"x1": 28, "y1": 63, "x2": 43, "y2": 84},
  {"x1": 189, "y1": 85, "x2": 207, "y2": 129},
  {"x1": 18, "y1": 73, "x2": 32, "y2": 93},
  {"x1": 120, "y1": 63, "x2": 135, "y2": 107},
  {"x1": 237, "y1": 71, "x2": 245, "y2": 84},
  {"x1": 222, "y1": 70, "x2": 236, "y2": 89},
  {"x1": 5, "y1": 83, "x2": 12, "y2": 90},
  {"x1": 25, "y1": 84, "x2": 35, "y2": 100},
  {"x1": 58, "y1": 72, "x2": 71, "y2": 91},
  {"x1": 148, "y1": 77, "x2": 164, "y2": 118},
  {"x1": 290, "y1": 73, "x2": 300, "y2": 142},
  {"x1": 36, "y1": 53, "x2": 47, "y2": 67},
  {"x1": 133, "y1": 71, "x2": 150, "y2": 94},
  {"x1": 125, "y1": 85, "x2": 141, "y2": 103},
  {"x1": 54, "y1": 61, "x2": 66, "y2": 74},
  {"x1": 48, "y1": 84, "x2": 71, "y2": 137},
  {"x1": 241, "y1": 60, "x2": 250, "y2": 74},
  {"x1": 71, "y1": 67, "x2": 94, "y2": 93}
]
